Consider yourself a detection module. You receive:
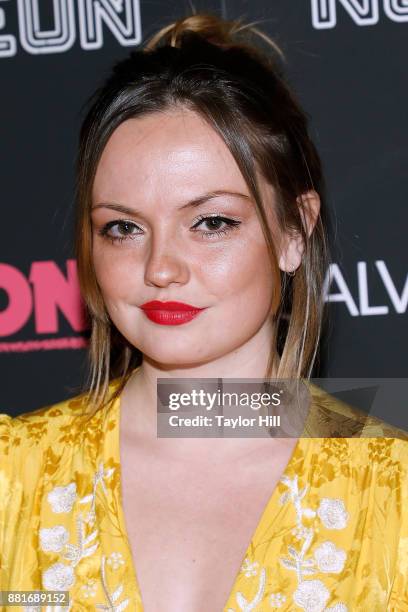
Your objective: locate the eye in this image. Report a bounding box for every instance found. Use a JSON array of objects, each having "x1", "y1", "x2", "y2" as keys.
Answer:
[
  {"x1": 96, "y1": 214, "x2": 242, "y2": 245},
  {"x1": 191, "y1": 214, "x2": 241, "y2": 239},
  {"x1": 97, "y1": 220, "x2": 141, "y2": 244}
]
